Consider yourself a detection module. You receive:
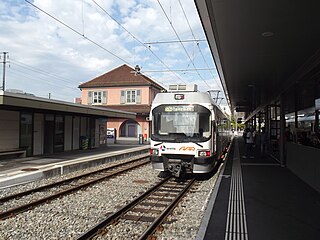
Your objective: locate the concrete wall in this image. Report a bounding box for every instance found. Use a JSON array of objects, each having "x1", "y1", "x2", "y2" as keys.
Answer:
[
  {"x1": 0, "y1": 110, "x2": 19, "y2": 151},
  {"x1": 287, "y1": 142, "x2": 320, "y2": 193}
]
